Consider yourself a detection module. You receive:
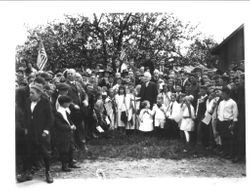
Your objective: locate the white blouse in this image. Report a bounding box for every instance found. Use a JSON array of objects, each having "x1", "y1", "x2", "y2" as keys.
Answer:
[
  {"x1": 115, "y1": 94, "x2": 131, "y2": 111},
  {"x1": 217, "y1": 98, "x2": 238, "y2": 122},
  {"x1": 152, "y1": 104, "x2": 166, "y2": 127}
]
